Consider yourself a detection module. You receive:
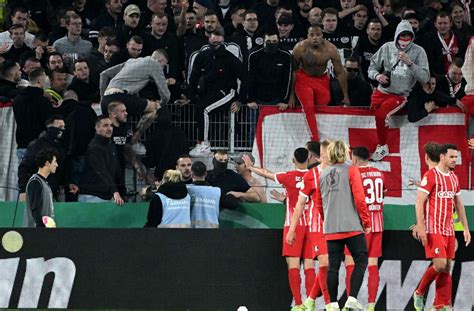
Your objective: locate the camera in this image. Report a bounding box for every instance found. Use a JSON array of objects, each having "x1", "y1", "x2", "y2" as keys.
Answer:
[{"x1": 380, "y1": 71, "x2": 391, "y2": 88}]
